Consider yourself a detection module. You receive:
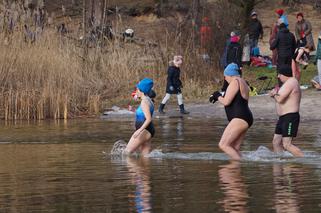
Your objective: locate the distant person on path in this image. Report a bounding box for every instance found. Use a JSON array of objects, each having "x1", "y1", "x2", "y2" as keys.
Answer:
[
  {"x1": 295, "y1": 13, "x2": 315, "y2": 50},
  {"x1": 270, "y1": 21, "x2": 296, "y2": 68},
  {"x1": 269, "y1": 66, "x2": 303, "y2": 157},
  {"x1": 209, "y1": 63, "x2": 253, "y2": 160},
  {"x1": 158, "y1": 55, "x2": 189, "y2": 114},
  {"x1": 247, "y1": 11, "x2": 263, "y2": 56},
  {"x1": 222, "y1": 31, "x2": 243, "y2": 92},
  {"x1": 312, "y1": 31, "x2": 321, "y2": 89},
  {"x1": 200, "y1": 17, "x2": 212, "y2": 57},
  {"x1": 227, "y1": 31, "x2": 243, "y2": 69},
  {"x1": 291, "y1": 44, "x2": 312, "y2": 81},
  {"x1": 270, "y1": 9, "x2": 289, "y2": 66},
  {"x1": 124, "y1": 78, "x2": 155, "y2": 156}
]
